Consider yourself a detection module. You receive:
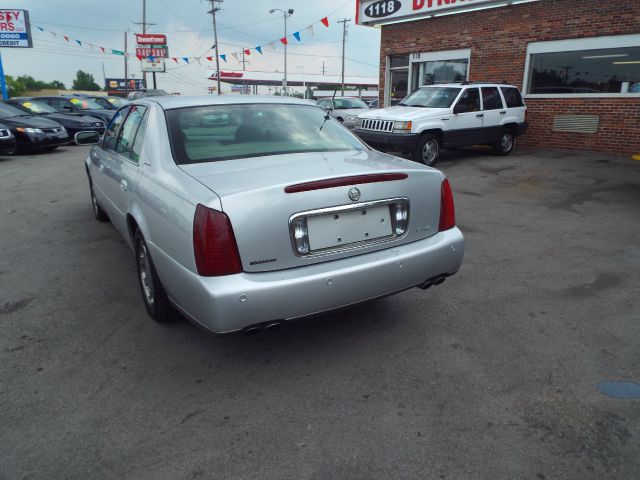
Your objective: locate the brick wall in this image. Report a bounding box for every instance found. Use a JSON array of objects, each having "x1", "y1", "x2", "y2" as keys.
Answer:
[{"x1": 378, "y1": 0, "x2": 640, "y2": 155}]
